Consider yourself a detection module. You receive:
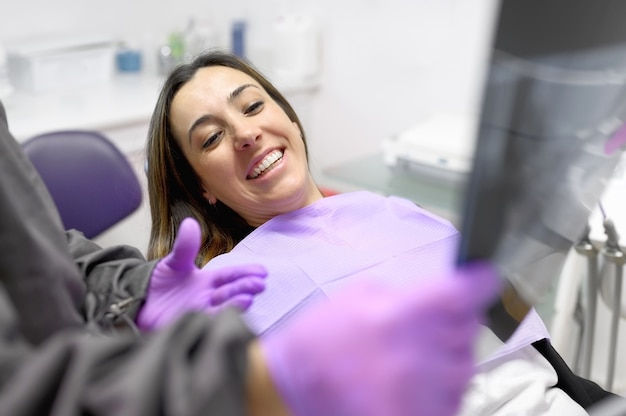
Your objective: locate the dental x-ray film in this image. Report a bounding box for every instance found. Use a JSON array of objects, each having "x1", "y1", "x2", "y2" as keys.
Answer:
[{"x1": 457, "y1": 0, "x2": 626, "y2": 340}]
